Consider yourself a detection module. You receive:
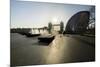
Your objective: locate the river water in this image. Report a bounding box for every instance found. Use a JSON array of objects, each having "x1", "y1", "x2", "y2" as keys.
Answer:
[{"x1": 11, "y1": 33, "x2": 95, "y2": 66}]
